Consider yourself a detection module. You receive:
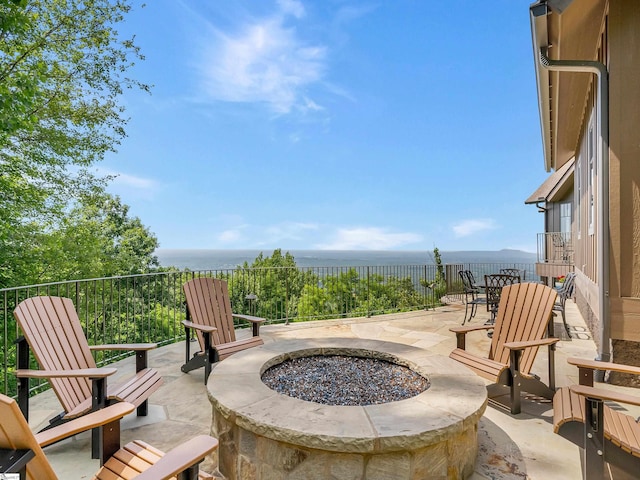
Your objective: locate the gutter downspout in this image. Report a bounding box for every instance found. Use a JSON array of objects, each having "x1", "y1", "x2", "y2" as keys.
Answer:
[{"x1": 537, "y1": 48, "x2": 611, "y2": 374}]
